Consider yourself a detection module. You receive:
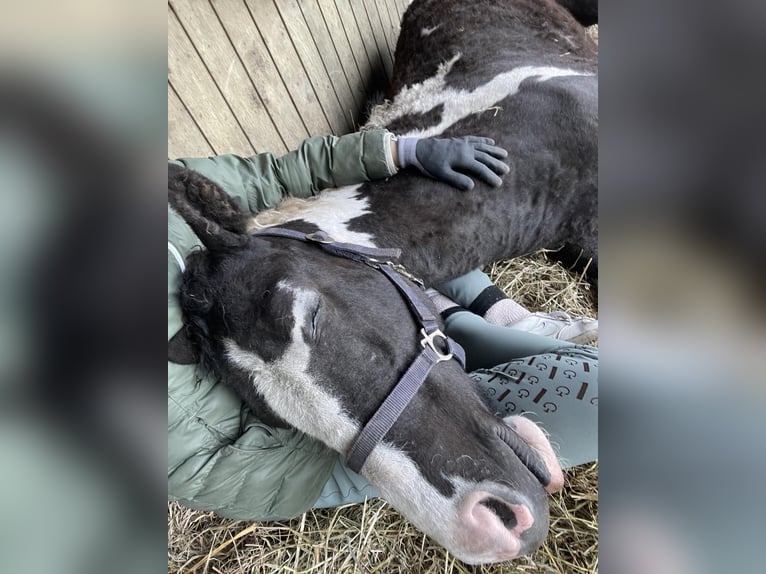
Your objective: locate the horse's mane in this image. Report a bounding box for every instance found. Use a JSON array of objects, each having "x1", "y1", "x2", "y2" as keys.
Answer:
[
  {"x1": 168, "y1": 164, "x2": 249, "y2": 379},
  {"x1": 245, "y1": 196, "x2": 315, "y2": 231}
]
